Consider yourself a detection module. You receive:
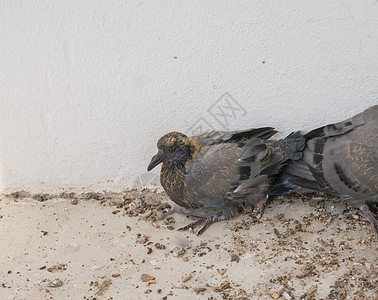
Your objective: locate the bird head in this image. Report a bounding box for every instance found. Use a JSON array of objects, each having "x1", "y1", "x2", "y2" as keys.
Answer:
[{"x1": 147, "y1": 131, "x2": 199, "y2": 171}]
